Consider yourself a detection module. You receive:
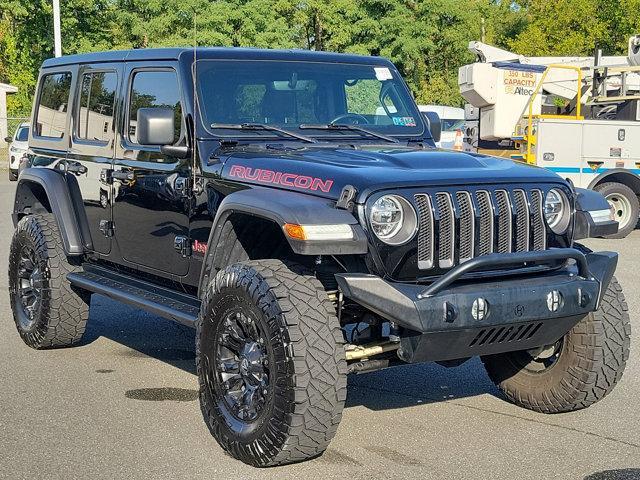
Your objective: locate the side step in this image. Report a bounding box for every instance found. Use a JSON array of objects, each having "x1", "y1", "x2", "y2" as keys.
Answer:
[{"x1": 67, "y1": 265, "x2": 200, "y2": 327}]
